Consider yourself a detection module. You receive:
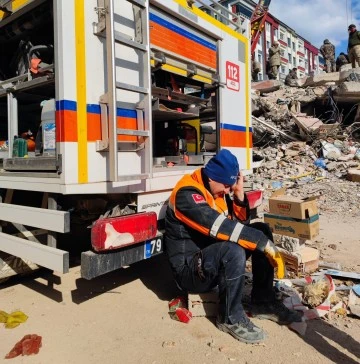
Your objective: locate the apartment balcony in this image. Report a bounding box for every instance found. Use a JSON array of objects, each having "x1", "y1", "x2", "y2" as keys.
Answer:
[{"x1": 281, "y1": 57, "x2": 289, "y2": 63}]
